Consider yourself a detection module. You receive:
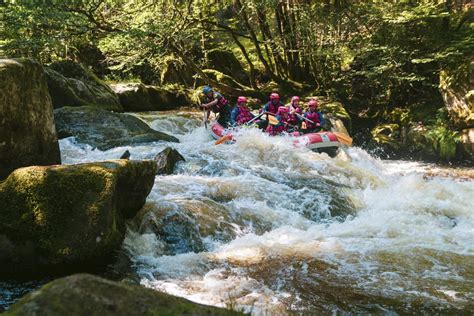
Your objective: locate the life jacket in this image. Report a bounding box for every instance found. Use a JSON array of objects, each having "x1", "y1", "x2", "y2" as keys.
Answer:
[
  {"x1": 304, "y1": 110, "x2": 320, "y2": 130},
  {"x1": 266, "y1": 114, "x2": 288, "y2": 135},
  {"x1": 236, "y1": 105, "x2": 254, "y2": 125},
  {"x1": 287, "y1": 105, "x2": 302, "y2": 125},
  {"x1": 263, "y1": 101, "x2": 284, "y2": 114},
  {"x1": 206, "y1": 92, "x2": 229, "y2": 113}
]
